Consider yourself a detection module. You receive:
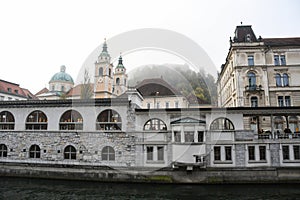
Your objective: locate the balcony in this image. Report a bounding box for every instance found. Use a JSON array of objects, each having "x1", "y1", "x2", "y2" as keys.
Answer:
[{"x1": 245, "y1": 85, "x2": 263, "y2": 92}]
